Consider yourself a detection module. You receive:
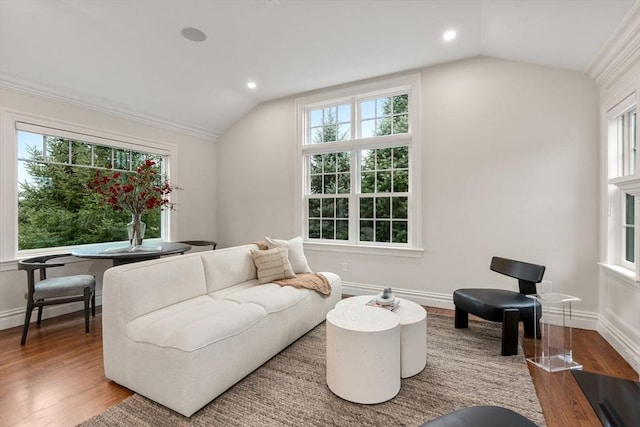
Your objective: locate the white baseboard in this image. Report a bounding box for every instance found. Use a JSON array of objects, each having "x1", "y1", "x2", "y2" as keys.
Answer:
[
  {"x1": 342, "y1": 281, "x2": 454, "y2": 310},
  {"x1": 0, "y1": 292, "x2": 103, "y2": 331},
  {"x1": 598, "y1": 316, "x2": 640, "y2": 376},
  {"x1": 538, "y1": 307, "x2": 599, "y2": 331}
]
